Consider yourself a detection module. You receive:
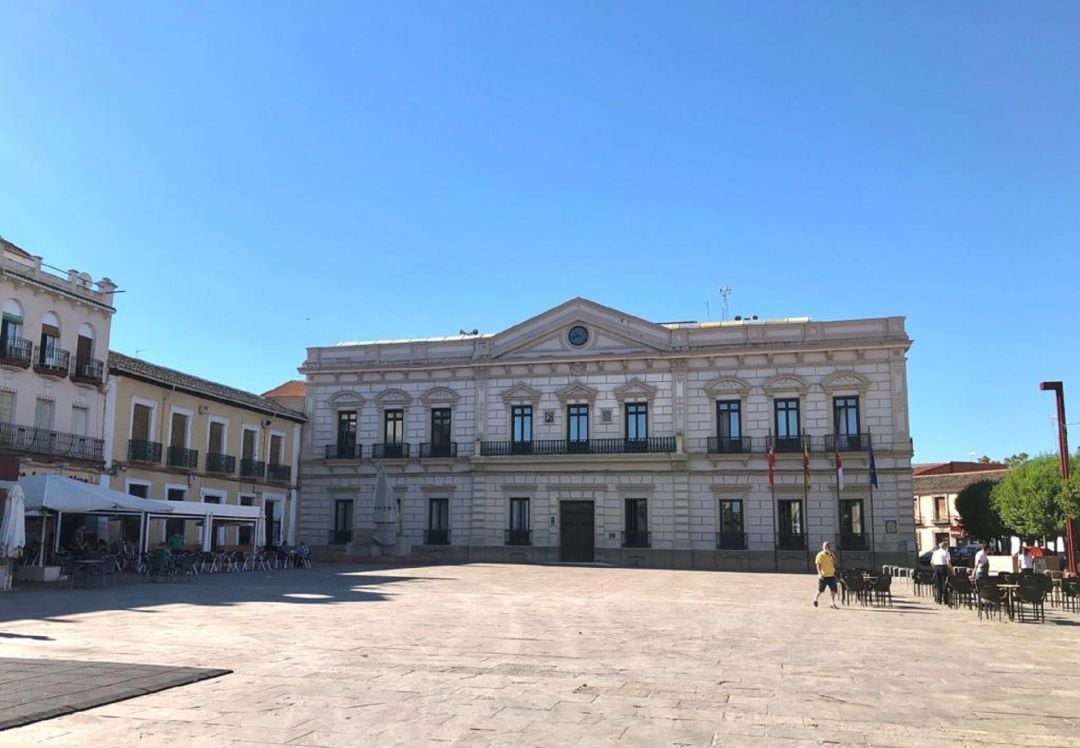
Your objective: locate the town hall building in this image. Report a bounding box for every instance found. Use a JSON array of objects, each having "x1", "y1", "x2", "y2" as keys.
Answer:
[{"x1": 297, "y1": 298, "x2": 914, "y2": 570}]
